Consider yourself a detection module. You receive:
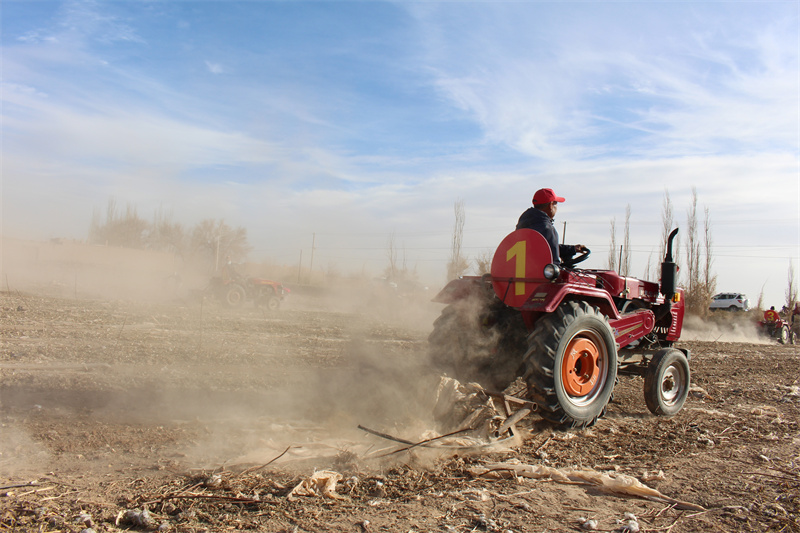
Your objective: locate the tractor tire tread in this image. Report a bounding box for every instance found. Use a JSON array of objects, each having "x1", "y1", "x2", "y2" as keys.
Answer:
[{"x1": 523, "y1": 300, "x2": 617, "y2": 429}]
